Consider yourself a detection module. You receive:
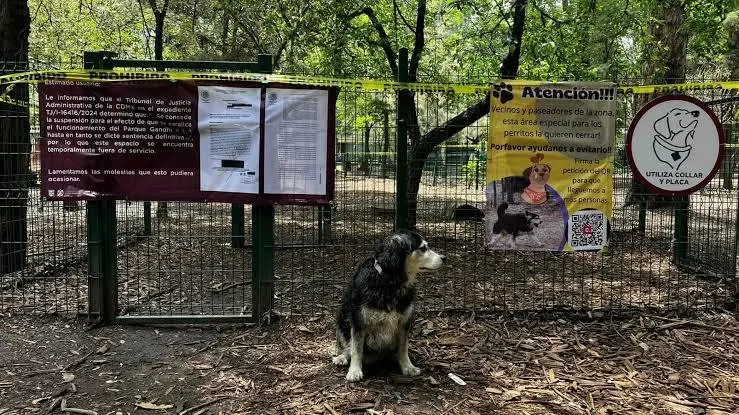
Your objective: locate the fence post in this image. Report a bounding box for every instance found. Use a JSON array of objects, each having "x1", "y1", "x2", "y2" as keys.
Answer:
[
  {"x1": 143, "y1": 202, "x2": 151, "y2": 235},
  {"x1": 673, "y1": 197, "x2": 689, "y2": 262},
  {"x1": 252, "y1": 54, "x2": 275, "y2": 323},
  {"x1": 84, "y1": 51, "x2": 119, "y2": 325},
  {"x1": 231, "y1": 204, "x2": 245, "y2": 248},
  {"x1": 395, "y1": 48, "x2": 409, "y2": 231},
  {"x1": 734, "y1": 185, "x2": 739, "y2": 312}
]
